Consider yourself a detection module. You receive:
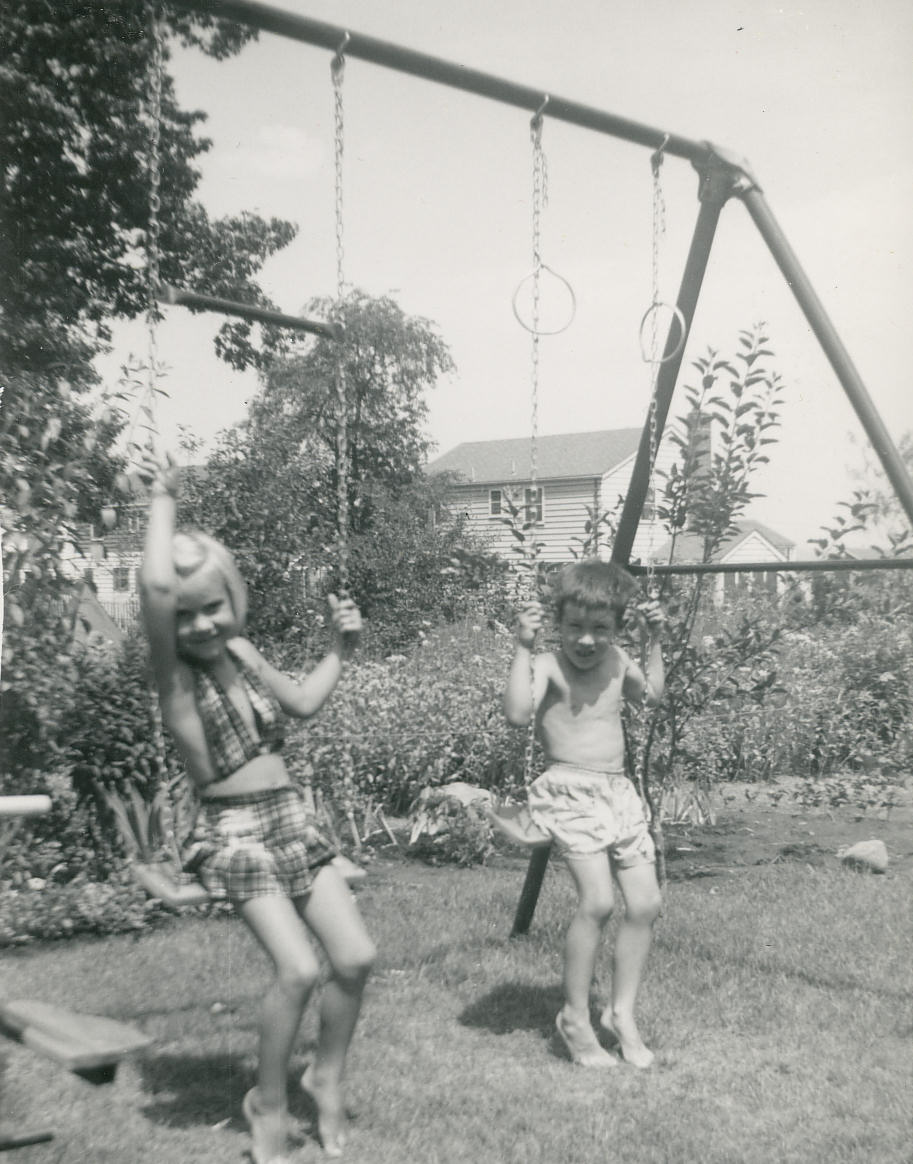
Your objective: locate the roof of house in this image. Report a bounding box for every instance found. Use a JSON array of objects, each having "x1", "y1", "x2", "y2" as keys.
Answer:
[
  {"x1": 74, "y1": 583, "x2": 125, "y2": 646},
  {"x1": 426, "y1": 428, "x2": 642, "y2": 484},
  {"x1": 654, "y1": 520, "x2": 795, "y2": 564}
]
